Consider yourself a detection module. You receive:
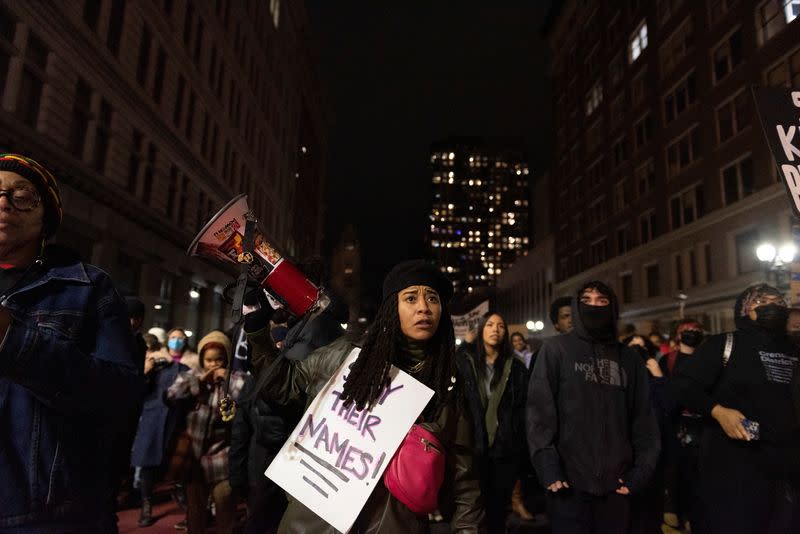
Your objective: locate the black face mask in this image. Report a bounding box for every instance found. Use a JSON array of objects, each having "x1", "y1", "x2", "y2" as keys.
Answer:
[
  {"x1": 579, "y1": 303, "x2": 614, "y2": 340},
  {"x1": 755, "y1": 303, "x2": 789, "y2": 334},
  {"x1": 680, "y1": 330, "x2": 704, "y2": 348}
]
